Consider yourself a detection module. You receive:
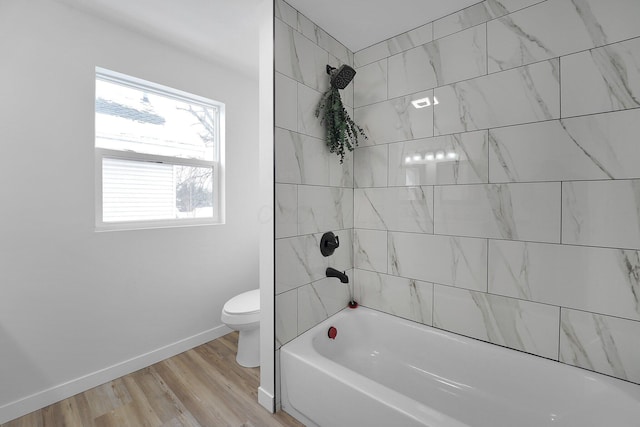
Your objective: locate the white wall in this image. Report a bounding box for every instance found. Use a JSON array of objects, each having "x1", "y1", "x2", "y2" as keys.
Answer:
[
  {"x1": 0, "y1": 0, "x2": 259, "y2": 422},
  {"x1": 258, "y1": 0, "x2": 276, "y2": 412}
]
